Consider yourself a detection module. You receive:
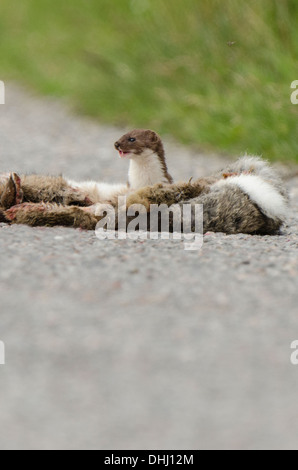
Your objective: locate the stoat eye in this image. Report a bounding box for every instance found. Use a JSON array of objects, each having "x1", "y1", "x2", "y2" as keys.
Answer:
[{"x1": 128, "y1": 137, "x2": 136, "y2": 142}]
